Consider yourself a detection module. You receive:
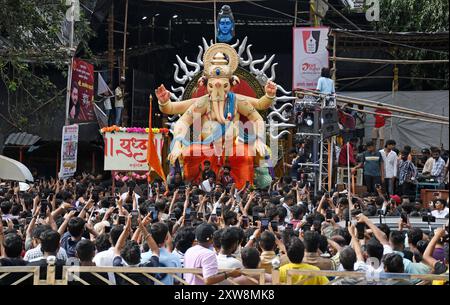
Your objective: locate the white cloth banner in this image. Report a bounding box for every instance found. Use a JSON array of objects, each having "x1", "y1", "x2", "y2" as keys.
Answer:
[
  {"x1": 97, "y1": 73, "x2": 113, "y2": 96},
  {"x1": 59, "y1": 124, "x2": 79, "y2": 179},
  {"x1": 104, "y1": 132, "x2": 164, "y2": 171},
  {"x1": 293, "y1": 27, "x2": 330, "y2": 90}
]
